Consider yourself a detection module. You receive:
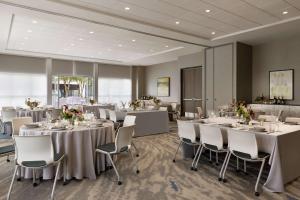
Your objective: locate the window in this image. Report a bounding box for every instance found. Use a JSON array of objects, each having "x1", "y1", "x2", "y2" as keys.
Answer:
[
  {"x1": 98, "y1": 78, "x2": 131, "y2": 105},
  {"x1": 0, "y1": 72, "x2": 47, "y2": 107}
]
